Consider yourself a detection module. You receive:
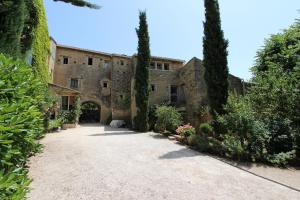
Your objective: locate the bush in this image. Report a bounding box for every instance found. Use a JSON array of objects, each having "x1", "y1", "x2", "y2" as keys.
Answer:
[
  {"x1": 194, "y1": 136, "x2": 223, "y2": 155},
  {"x1": 48, "y1": 119, "x2": 62, "y2": 130},
  {"x1": 199, "y1": 123, "x2": 214, "y2": 136},
  {"x1": 59, "y1": 111, "x2": 76, "y2": 124},
  {"x1": 0, "y1": 54, "x2": 46, "y2": 197},
  {"x1": 222, "y1": 134, "x2": 244, "y2": 160},
  {"x1": 155, "y1": 106, "x2": 182, "y2": 133},
  {"x1": 176, "y1": 124, "x2": 196, "y2": 138},
  {"x1": 216, "y1": 94, "x2": 271, "y2": 162}
]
